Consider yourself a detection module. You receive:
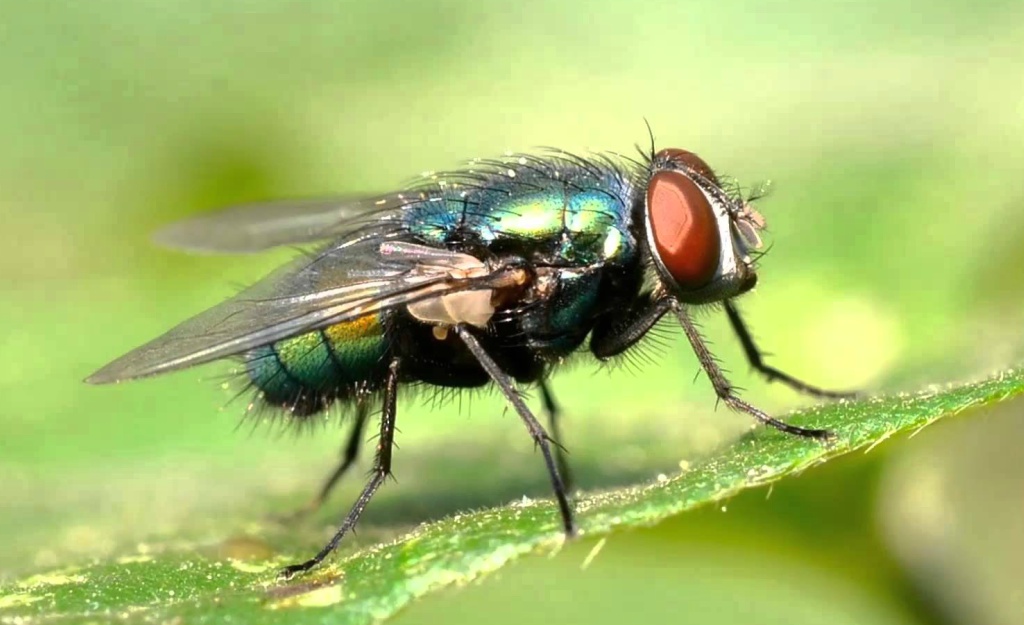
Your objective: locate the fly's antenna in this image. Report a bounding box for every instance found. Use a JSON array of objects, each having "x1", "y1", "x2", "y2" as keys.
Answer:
[
  {"x1": 643, "y1": 118, "x2": 656, "y2": 161},
  {"x1": 635, "y1": 118, "x2": 657, "y2": 165}
]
